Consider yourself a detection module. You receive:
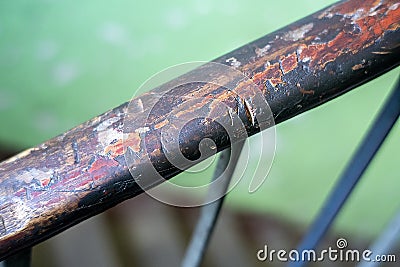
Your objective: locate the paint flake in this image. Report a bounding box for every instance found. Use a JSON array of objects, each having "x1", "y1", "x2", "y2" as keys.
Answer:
[{"x1": 283, "y1": 23, "x2": 314, "y2": 41}]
